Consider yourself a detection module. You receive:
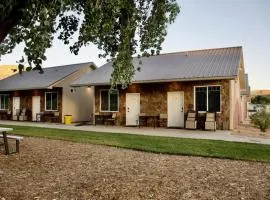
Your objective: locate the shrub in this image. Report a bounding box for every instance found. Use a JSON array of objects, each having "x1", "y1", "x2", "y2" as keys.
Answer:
[{"x1": 250, "y1": 107, "x2": 270, "y2": 132}]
